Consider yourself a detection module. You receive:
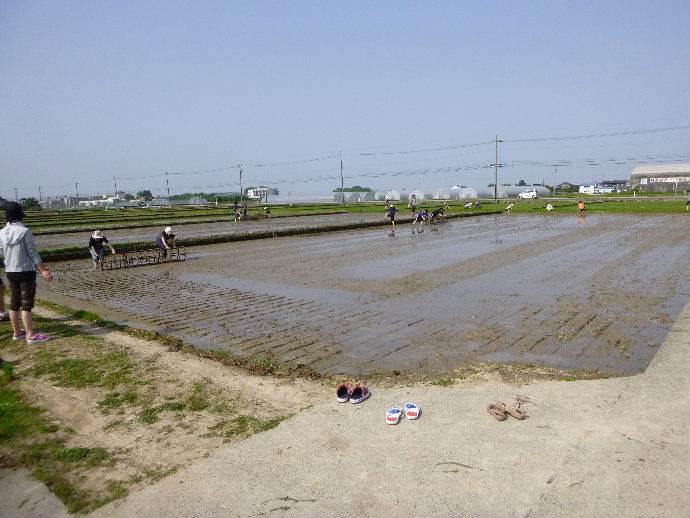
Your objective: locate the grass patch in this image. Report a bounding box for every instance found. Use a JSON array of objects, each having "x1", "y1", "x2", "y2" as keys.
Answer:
[
  {"x1": 185, "y1": 382, "x2": 209, "y2": 411},
  {"x1": 430, "y1": 378, "x2": 455, "y2": 386},
  {"x1": 208, "y1": 414, "x2": 288, "y2": 439},
  {"x1": 0, "y1": 385, "x2": 48, "y2": 443},
  {"x1": 0, "y1": 381, "x2": 121, "y2": 514},
  {"x1": 98, "y1": 390, "x2": 139, "y2": 412},
  {"x1": 33, "y1": 349, "x2": 136, "y2": 389}
]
